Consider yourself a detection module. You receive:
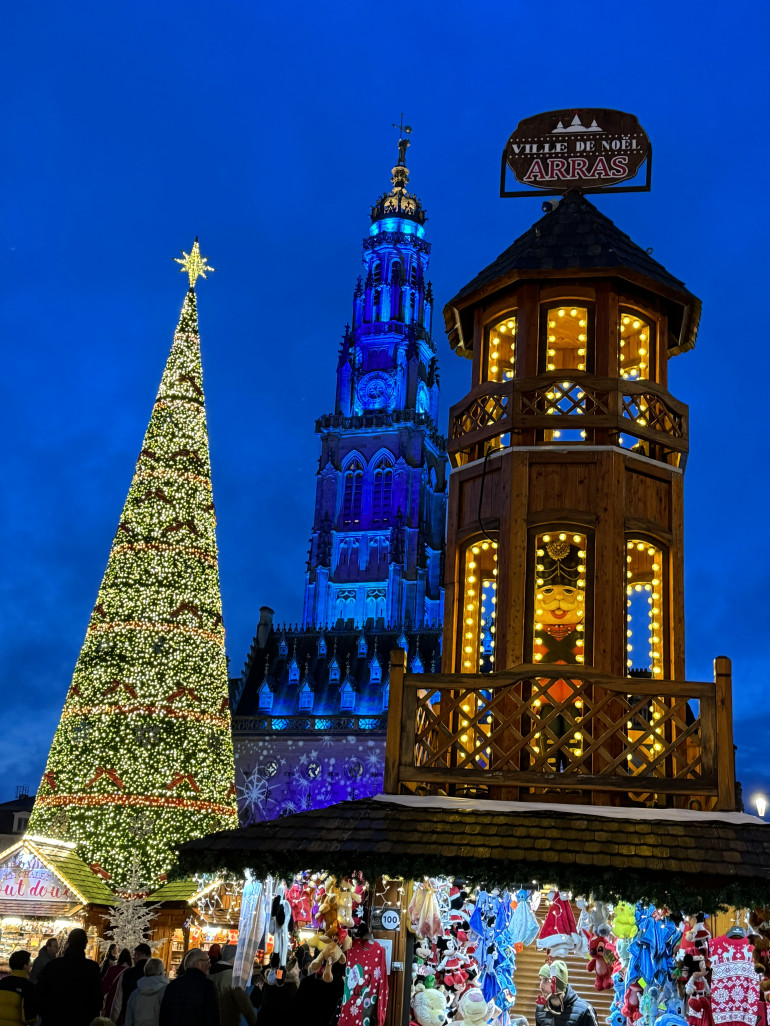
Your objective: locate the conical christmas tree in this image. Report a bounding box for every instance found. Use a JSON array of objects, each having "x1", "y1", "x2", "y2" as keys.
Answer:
[{"x1": 28, "y1": 241, "x2": 237, "y2": 887}]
